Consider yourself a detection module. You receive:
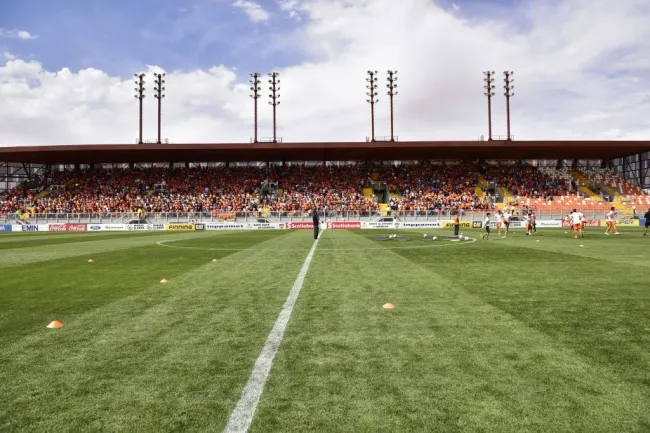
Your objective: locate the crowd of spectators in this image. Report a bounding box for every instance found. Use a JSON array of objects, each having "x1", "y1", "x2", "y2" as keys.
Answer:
[{"x1": 0, "y1": 164, "x2": 644, "y2": 217}]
